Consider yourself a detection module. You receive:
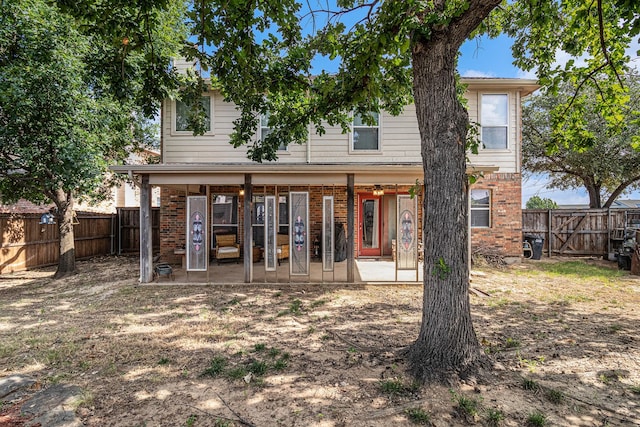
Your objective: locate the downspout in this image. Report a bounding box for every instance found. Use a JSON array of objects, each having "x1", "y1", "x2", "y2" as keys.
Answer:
[
  {"x1": 516, "y1": 90, "x2": 521, "y2": 174},
  {"x1": 306, "y1": 123, "x2": 312, "y2": 163}
]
